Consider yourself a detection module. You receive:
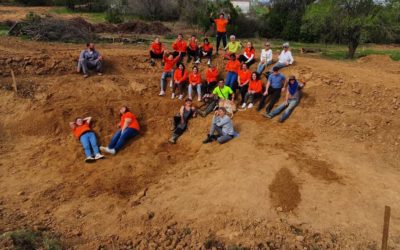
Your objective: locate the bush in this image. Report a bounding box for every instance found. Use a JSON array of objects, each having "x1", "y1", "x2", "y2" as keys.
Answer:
[{"x1": 105, "y1": 7, "x2": 124, "y2": 24}]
